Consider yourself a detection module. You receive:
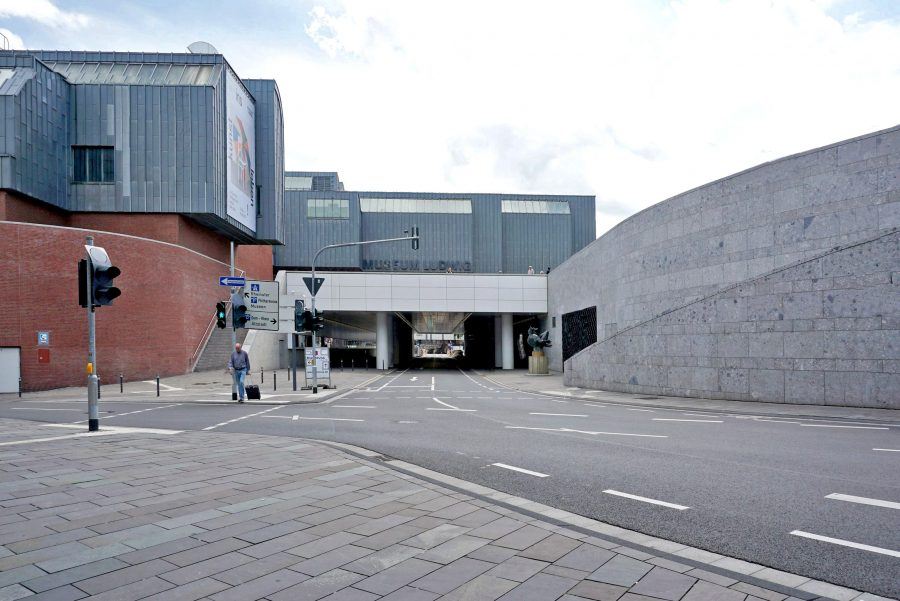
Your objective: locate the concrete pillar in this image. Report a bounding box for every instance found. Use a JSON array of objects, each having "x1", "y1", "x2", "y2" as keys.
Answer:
[
  {"x1": 376, "y1": 312, "x2": 391, "y2": 370},
  {"x1": 501, "y1": 313, "x2": 514, "y2": 370},
  {"x1": 494, "y1": 315, "x2": 502, "y2": 368}
]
